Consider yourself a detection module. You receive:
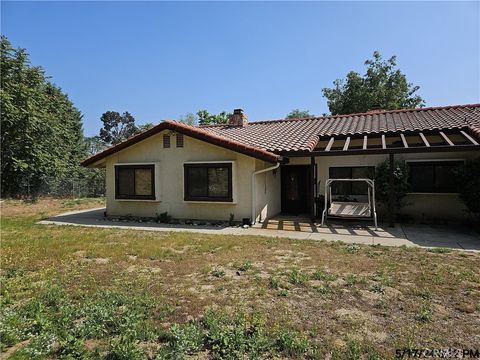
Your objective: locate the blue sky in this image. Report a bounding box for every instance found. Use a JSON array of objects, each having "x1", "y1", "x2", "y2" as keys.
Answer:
[{"x1": 2, "y1": 1, "x2": 479, "y2": 136}]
